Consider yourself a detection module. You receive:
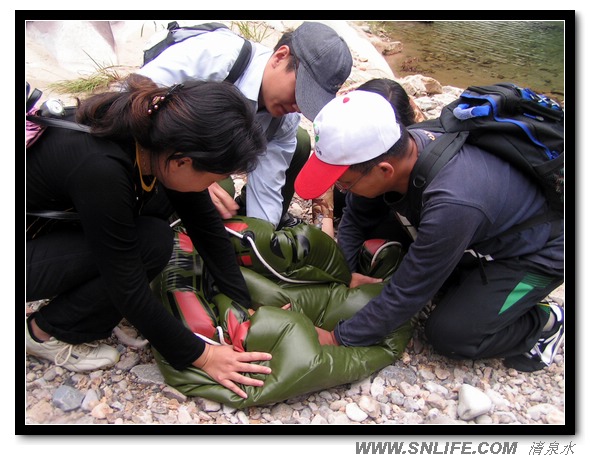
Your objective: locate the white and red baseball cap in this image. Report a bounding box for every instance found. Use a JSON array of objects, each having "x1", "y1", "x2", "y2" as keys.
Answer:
[{"x1": 295, "y1": 90, "x2": 401, "y2": 199}]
